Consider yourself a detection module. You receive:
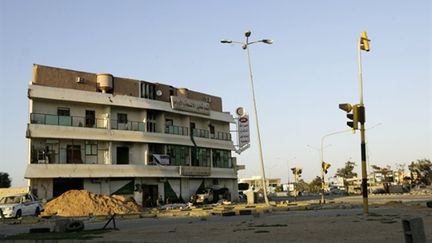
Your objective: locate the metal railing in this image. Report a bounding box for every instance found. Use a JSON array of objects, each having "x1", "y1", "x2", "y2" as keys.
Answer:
[
  {"x1": 30, "y1": 113, "x2": 106, "y2": 128},
  {"x1": 211, "y1": 131, "x2": 232, "y2": 141},
  {"x1": 193, "y1": 128, "x2": 210, "y2": 138},
  {"x1": 165, "y1": 125, "x2": 189, "y2": 136},
  {"x1": 111, "y1": 119, "x2": 145, "y2": 131}
]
